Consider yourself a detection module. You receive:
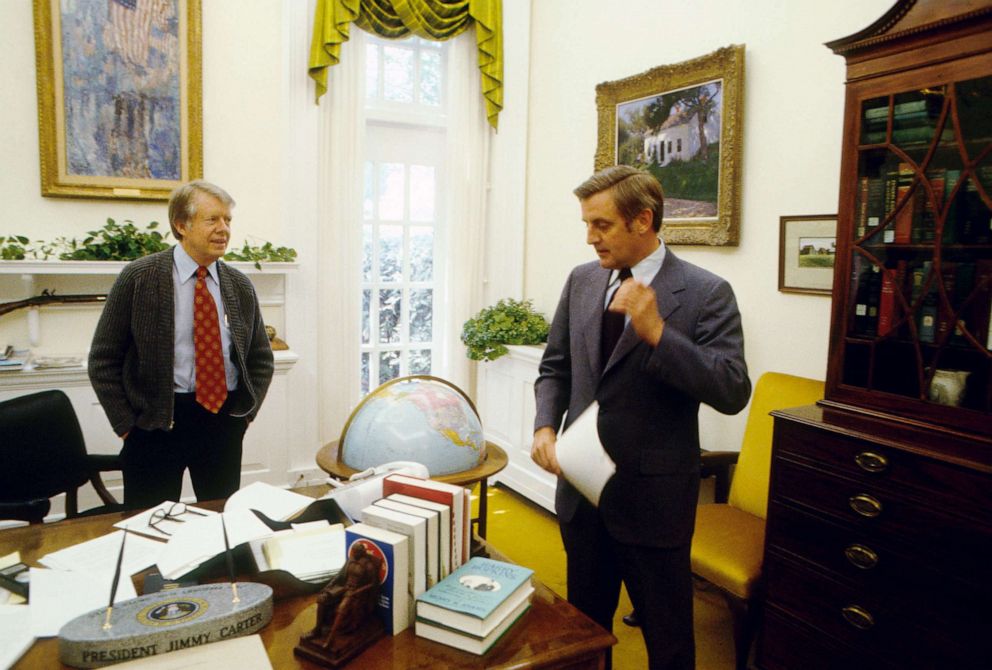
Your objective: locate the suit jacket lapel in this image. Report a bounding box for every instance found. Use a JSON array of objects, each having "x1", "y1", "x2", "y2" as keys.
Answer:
[
  {"x1": 581, "y1": 268, "x2": 613, "y2": 376},
  {"x1": 602, "y1": 251, "x2": 685, "y2": 375}
]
